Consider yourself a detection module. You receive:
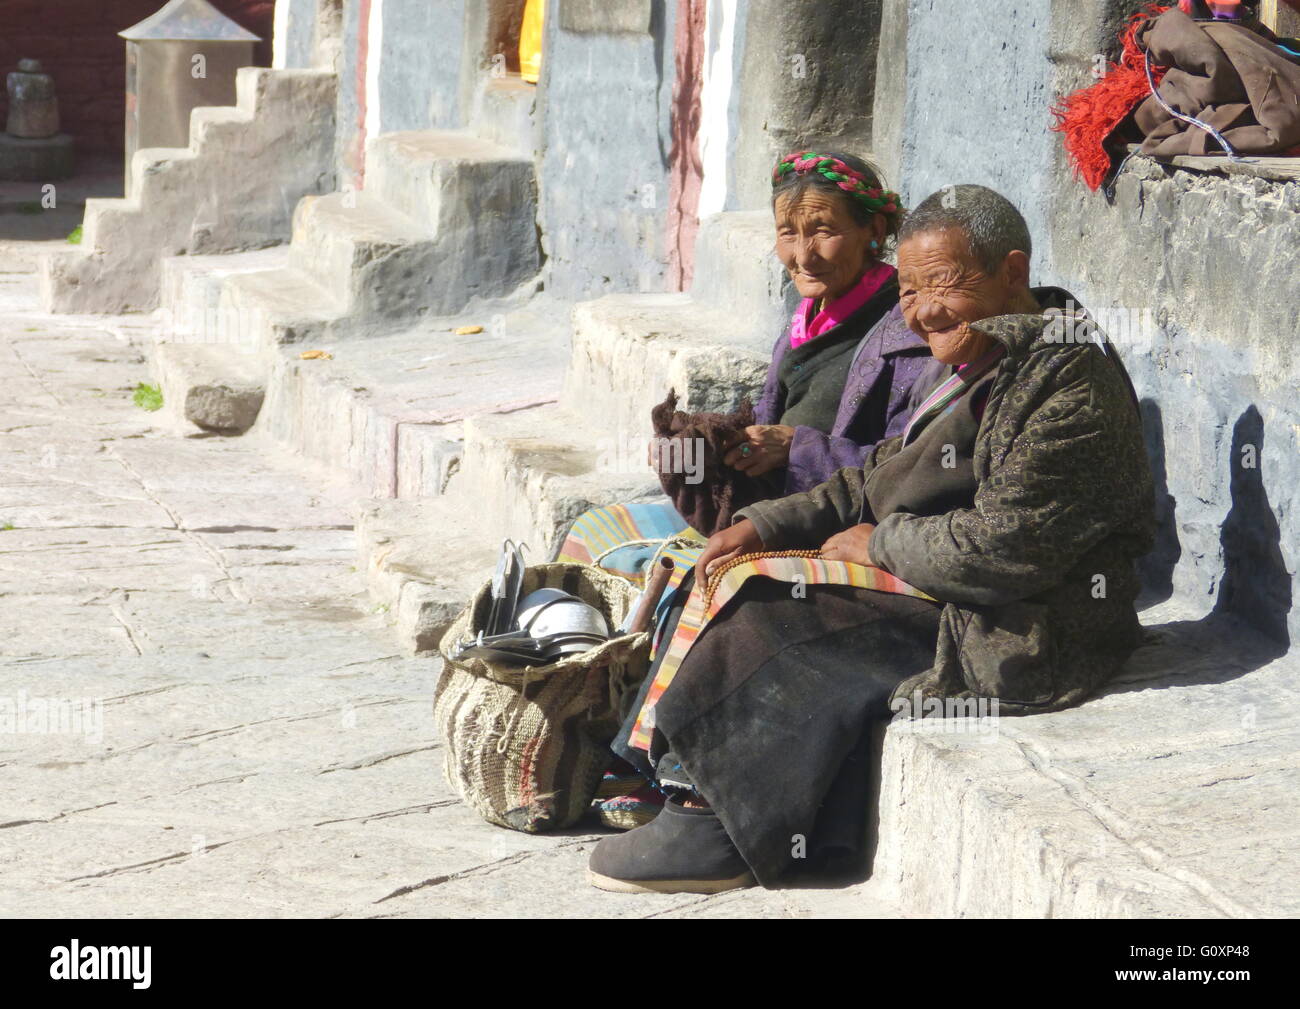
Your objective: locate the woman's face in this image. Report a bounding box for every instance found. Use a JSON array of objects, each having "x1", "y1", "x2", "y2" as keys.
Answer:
[
  {"x1": 897, "y1": 229, "x2": 1026, "y2": 365},
  {"x1": 774, "y1": 189, "x2": 882, "y2": 303}
]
